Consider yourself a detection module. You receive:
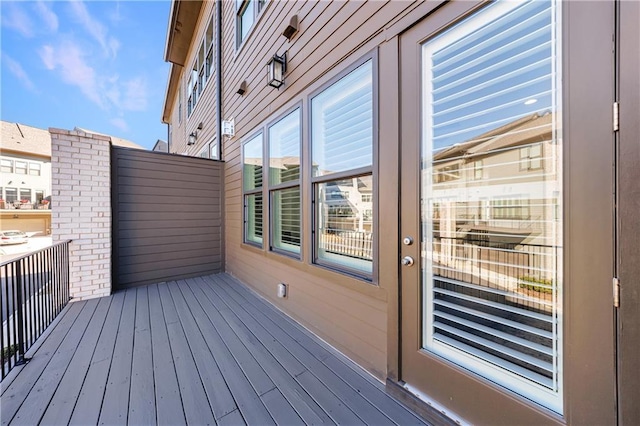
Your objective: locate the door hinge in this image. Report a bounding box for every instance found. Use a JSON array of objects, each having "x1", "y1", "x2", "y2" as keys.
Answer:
[
  {"x1": 613, "y1": 277, "x2": 620, "y2": 308},
  {"x1": 613, "y1": 102, "x2": 620, "y2": 132}
]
